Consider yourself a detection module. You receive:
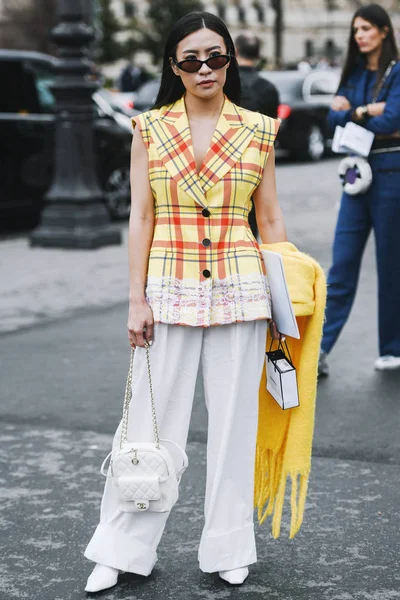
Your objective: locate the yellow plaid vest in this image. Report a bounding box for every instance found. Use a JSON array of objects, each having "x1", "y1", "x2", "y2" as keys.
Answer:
[{"x1": 132, "y1": 96, "x2": 279, "y2": 327}]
